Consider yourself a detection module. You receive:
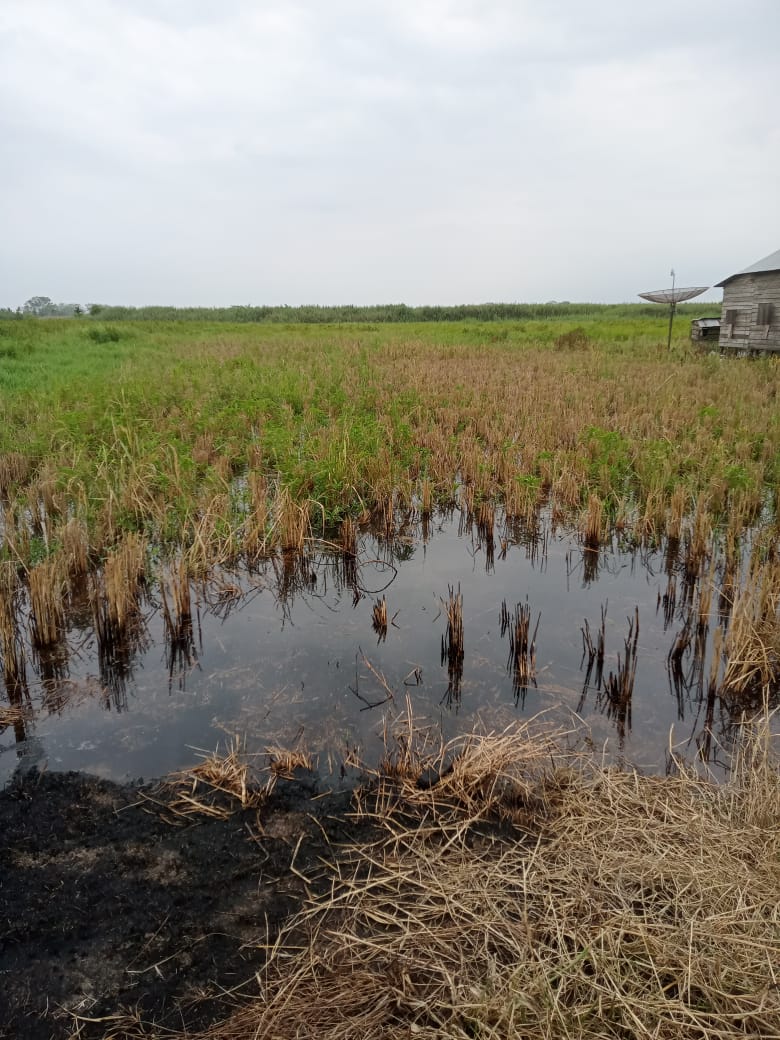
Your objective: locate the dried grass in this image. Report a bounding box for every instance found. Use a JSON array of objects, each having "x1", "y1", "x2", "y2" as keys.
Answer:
[
  {"x1": 500, "y1": 598, "x2": 540, "y2": 697},
  {"x1": 419, "y1": 476, "x2": 433, "y2": 517},
  {"x1": 103, "y1": 532, "x2": 147, "y2": 632},
  {"x1": 441, "y1": 583, "x2": 464, "y2": 704},
  {"x1": 723, "y1": 556, "x2": 780, "y2": 695},
  {"x1": 160, "y1": 556, "x2": 192, "y2": 643},
  {"x1": 581, "y1": 493, "x2": 605, "y2": 550},
  {"x1": 244, "y1": 470, "x2": 269, "y2": 560},
  {"x1": 61, "y1": 516, "x2": 90, "y2": 586},
  {"x1": 270, "y1": 485, "x2": 312, "y2": 552},
  {"x1": 145, "y1": 738, "x2": 316, "y2": 823},
  {"x1": 684, "y1": 498, "x2": 713, "y2": 582},
  {"x1": 0, "y1": 561, "x2": 24, "y2": 680},
  {"x1": 265, "y1": 743, "x2": 315, "y2": 787},
  {"x1": 601, "y1": 608, "x2": 640, "y2": 739},
  {"x1": 28, "y1": 556, "x2": 67, "y2": 649},
  {"x1": 0, "y1": 700, "x2": 32, "y2": 728},
  {"x1": 371, "y1": 594, "x2": 388, "y2": 641},
  {"x1": 184, "y1": 717, "x2": 780, "y2": 1040},
  {"x1": 339, "y1": 514, "x2": 358, "y2": 558},
  {"x1": 146, "y1": 737, "x2": 266, "y2": 821},
  {"x1": 667, "y1": 484, "x2": 688, "y2": 542},
  {"x1": 0, "y1": 451, "x2": 31, "y2": 496}
]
